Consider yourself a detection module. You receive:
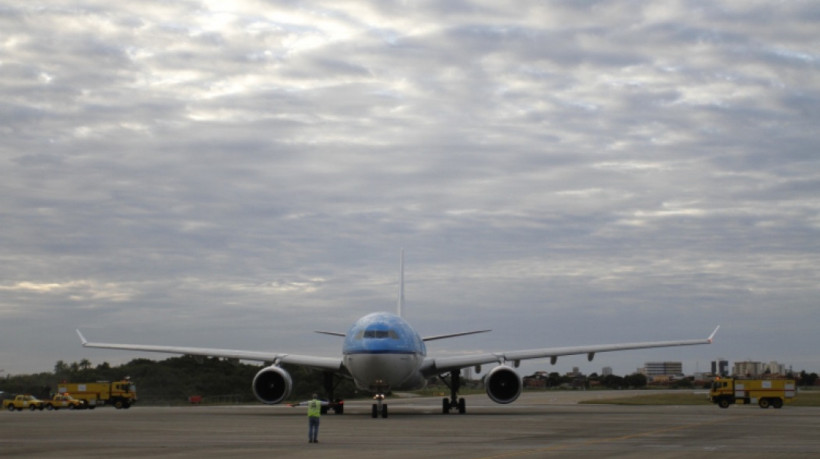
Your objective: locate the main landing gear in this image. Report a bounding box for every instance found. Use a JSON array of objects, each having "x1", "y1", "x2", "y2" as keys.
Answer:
[
  {"x1": 440, "y1": 370, "x2": 466, "y2": 414},
  {"x1": 320, "y1": 372, "x2": 345, "y2": 415},
  {"x1": 371, "y1": 394, "x2": 388, "y2": 418}
]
